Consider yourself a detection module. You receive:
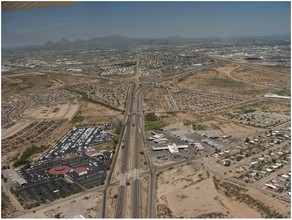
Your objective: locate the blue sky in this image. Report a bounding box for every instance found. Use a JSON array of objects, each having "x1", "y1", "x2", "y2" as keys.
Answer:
[{"x1": 2, "y1": 1, "x2": 291, "y2": 47}]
